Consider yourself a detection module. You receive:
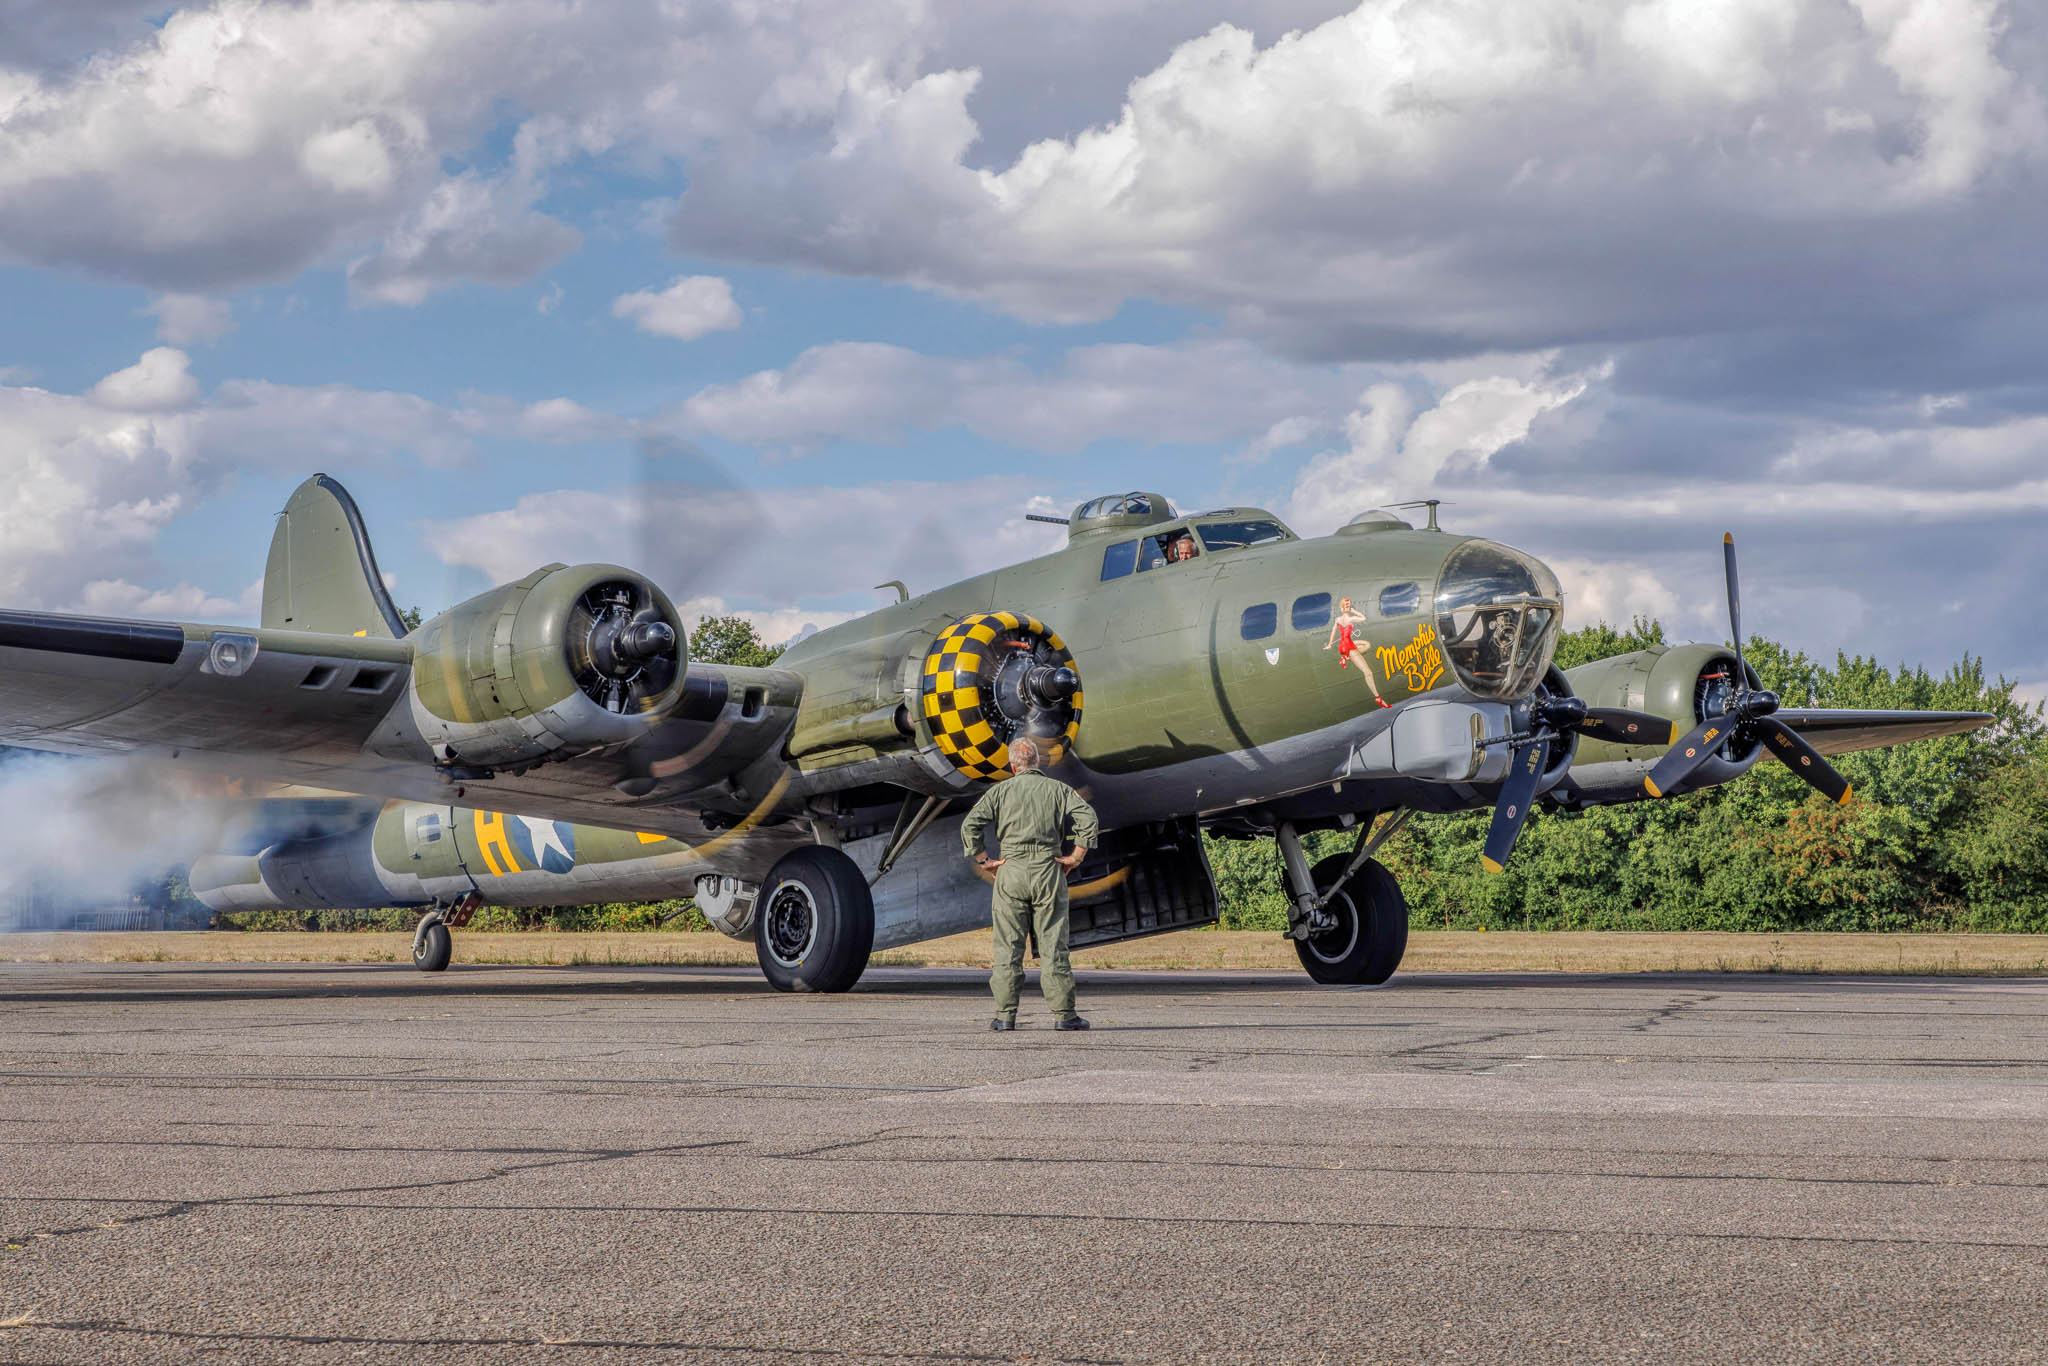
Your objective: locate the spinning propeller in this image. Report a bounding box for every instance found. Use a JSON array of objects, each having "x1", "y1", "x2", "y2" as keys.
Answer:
[
  {"x1": 1640, "y1": 535, "x2": 1852, "y2": 806},
  {"x1": 1482, "y1": 683, "x2": 1678, "y2": 874}
]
